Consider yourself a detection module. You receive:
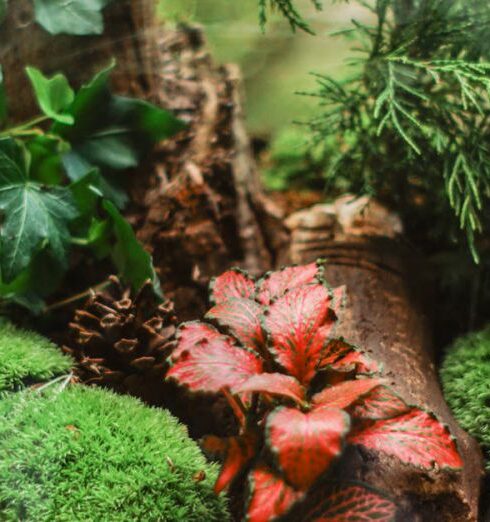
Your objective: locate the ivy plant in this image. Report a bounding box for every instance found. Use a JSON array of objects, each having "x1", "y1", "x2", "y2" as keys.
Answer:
[
  {"x1": 0, "y1": 64, "x2": 184, "y2": 311},
  {"x1": 167, "y1": 262, "x2": 463, "y2": 521}
]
